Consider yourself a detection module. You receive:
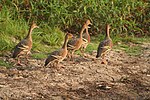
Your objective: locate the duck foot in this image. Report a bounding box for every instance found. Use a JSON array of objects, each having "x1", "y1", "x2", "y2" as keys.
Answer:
[{"x1": 101, "y1": 59, "x2": 108, "y2": 65}]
